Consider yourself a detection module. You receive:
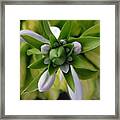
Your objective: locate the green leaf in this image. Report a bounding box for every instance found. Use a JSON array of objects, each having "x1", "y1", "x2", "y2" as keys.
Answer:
[
  {"x1": 21, "y1": 91, "x2": 38, "y2": 100},
  {"x1": 42, "y1": 20, "x2": 53, "y2": 36},
  {"x1": 72, "y1": 55, "x2": 97, "y2": 71},
  {"x1": 42, "y1": 20, "x2": 58, "y2": 47},
  {"x1": 28, "y1": 58, "x2": 47, "y2": 69},
  {"x1": 81, "y1": 76, "x2": 99, "y2": 100},
  {"x1": 75, "y1": 68, "x2": 98, "y2": 80},
  {"x1": 21, "y1": 70, "x2": 44, "y2": 96},
  {"x1": 21, "y1": 34, "x2": 43, "y2": 49},
  {"x1": 81, "y1": 23, "x2": 100, "y2": 37},
  {"x1": 48, "y1": 62, "x2": 55, "y2": 75},
  {"x1": 20, "y1": 42, "x2": 31, "y2": 91},
  {"x1": 68, "y1": 36, "x2": 99, "y2": 53},
  {"x1": 58, "y1": 21, "x2": 72, "y2": 40},
  {"x1": 49, "y1": 34, "x2": 58, "y2": 48},
  {"x1": 63, "y1": 69, "x2": 75, "y2": 92},
  {"x1": 70, "y1": 20, "x2": 96, "y2": 37},
  {"x1": 21, "y1": 20, "x2": 49, "y2": 39},
  {"x1": 85, "y1": 47, "x2": 100, "y2": 68},
  {"x1": 27, "y1": 48, "x2": 41, "y2": 56}
]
